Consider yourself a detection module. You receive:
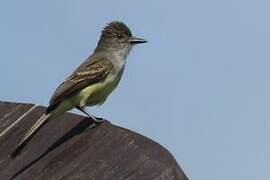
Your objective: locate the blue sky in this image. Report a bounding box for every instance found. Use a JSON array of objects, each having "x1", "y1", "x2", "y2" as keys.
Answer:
[{"x1": 1, "y1": 0, "x2": 269, "y2": 179}]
